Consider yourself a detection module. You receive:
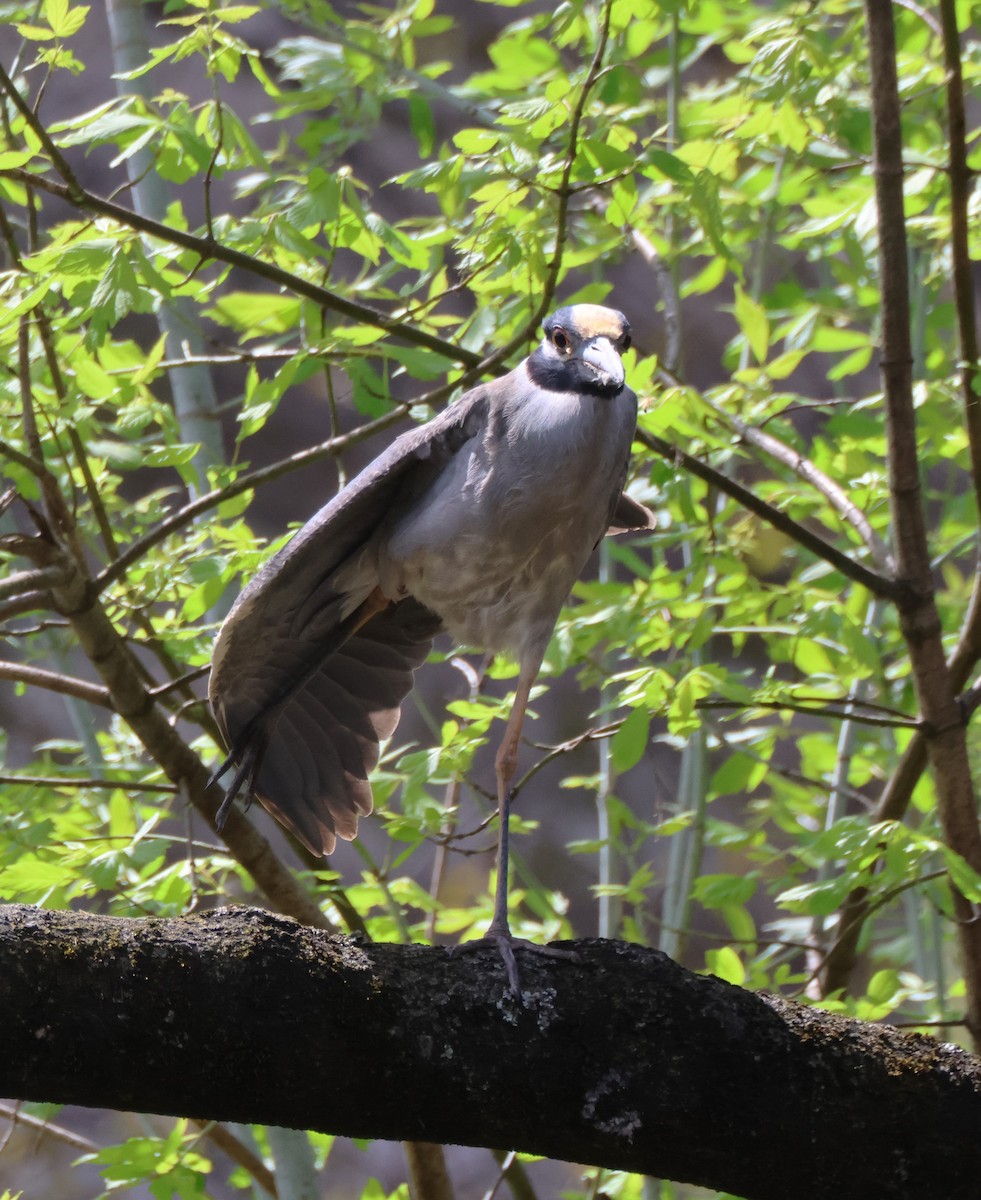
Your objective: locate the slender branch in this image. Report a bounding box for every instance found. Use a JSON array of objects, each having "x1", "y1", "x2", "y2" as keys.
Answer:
[
  {"x1": 935, "y1": 0, "x2": 981, "y2": 693},
  {"x1": 0, "y1": 658, "x2": 111, "y2": 707},
  {"x1": 811, "y1": 870, "x2": 949, "y2": 995},
  {"x1": 0, "y1": 773, "x2": 177, "y2": 792},
  {"x1": 895, "y1": 0, "x2": 943, "y2": 43},
  {"x1": 1, "y1": 185, "x2": 120, "y2": 563},
  {"x1": 707, "y1": 397, "x2": 894, "y2": 574},
  {"x1": 93, "y1": 407, "x2": 412, "y2": 593},
  {"x1": 539, "y1": 0, "x2": 614, "y2": 315},
  {"x1": 939, "y1": 0, "x2": 981, "y2": 500},
  {"x1": 631, "y1": 228, "x2": 681, "y2": 375},
  {"x1": 190, "y1": 1120, "x2": 277, "y2": 1199},
  {"x1": 148, "y1": 667, "x2": 210, "y2": 697},
  {"x1": 17, "y1": 316, "x2": 77, "y2": 547},
  {"x1": 0, "y1": 60, "x2": 81, "y2": 195},
  {"x1": 0, "y1": 436, "x2": 48, "y2": 479},
  {"x1": 460, "y1": 0, "x2": 617, "y2": 375},
  {"x1": 0, "y1": 165, "x2": 481, "y2": 370},
  {"x1": 0, "y1": 1100, "x2": 99, "y2": 1154},
  {"x1": 698, "y1": 698, "x2": 918, "y2": 729},
  {"x1": 636, "y1": 427, "x2": 905, "y2": 602},
  {"x1": 0, "y1": 564, "x2": 71, "y2": 602}
]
